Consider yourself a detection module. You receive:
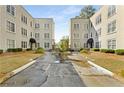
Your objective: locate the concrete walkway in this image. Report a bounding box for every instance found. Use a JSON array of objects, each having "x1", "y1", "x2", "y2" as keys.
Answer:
[{"x1": 68, "y1": 53, "x2": 124, "y2": 87}]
